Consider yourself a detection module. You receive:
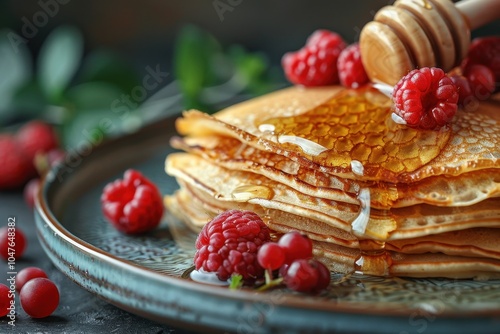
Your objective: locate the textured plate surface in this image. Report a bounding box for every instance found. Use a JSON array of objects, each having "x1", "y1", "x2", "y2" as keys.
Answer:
[{"x1": 35, "y1": 115, "x2": 500, "y2": 334}]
